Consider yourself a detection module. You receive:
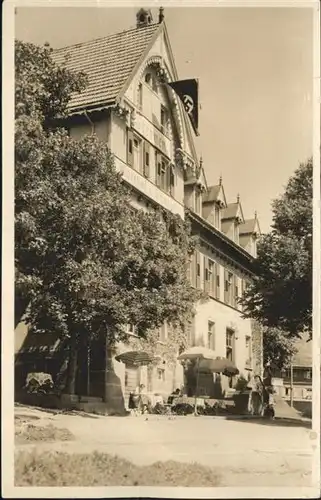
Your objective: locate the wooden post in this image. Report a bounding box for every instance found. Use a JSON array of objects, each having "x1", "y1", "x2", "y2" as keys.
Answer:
[{"x1": 290, "y1": 362, "x2": 294, "y2": 407}]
